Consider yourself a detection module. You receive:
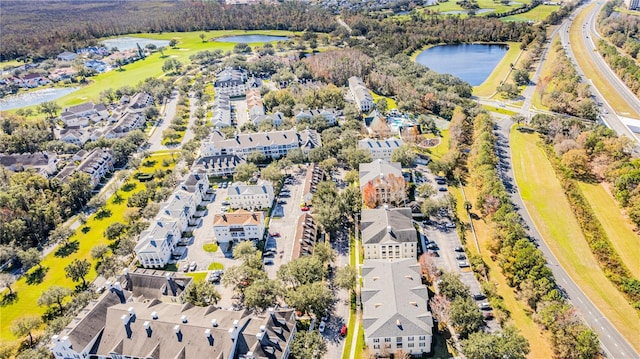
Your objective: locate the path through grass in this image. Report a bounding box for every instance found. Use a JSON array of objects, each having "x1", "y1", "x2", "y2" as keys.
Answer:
[{"x1": 510, "y1": 129, "x2": 640, "y2": 351}]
